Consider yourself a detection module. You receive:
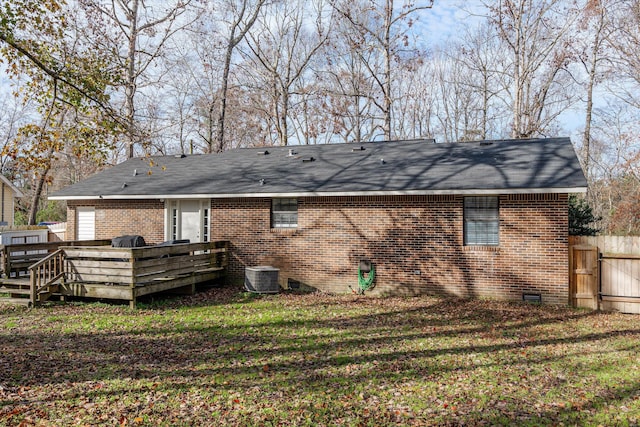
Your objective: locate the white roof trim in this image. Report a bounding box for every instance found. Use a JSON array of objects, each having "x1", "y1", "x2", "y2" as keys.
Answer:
[{"x1": 49, "y1": 187, "x2": 587, "y2": 200}]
